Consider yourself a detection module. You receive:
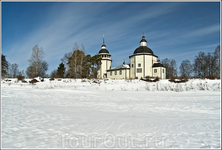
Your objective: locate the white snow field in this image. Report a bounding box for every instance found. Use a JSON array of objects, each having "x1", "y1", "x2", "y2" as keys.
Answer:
[{"x1": 1, "y1": 78, "x2": 221, "y2": 148}]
